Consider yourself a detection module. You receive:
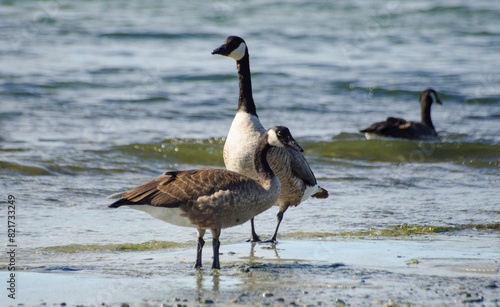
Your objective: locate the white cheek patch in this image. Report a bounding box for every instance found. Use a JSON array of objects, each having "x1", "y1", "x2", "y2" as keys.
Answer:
[
  {"x1": 228, "y1": 43, "x2": 247, "y2": 61},
  {"x1": 267, "y1": 130, "x2": 283, "y2": 147}
]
